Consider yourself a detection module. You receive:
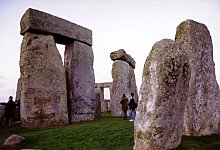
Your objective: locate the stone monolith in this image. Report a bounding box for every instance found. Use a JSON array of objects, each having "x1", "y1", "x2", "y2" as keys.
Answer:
[
  {"x1": 134, "y1": 39, "x2": 190, "y2": 150},
  {"x1": 175, "y1": 19, "x2": 220, "y2": 136},
  {"x1": 20, "y1": 32, "x2": 69, "y2": 128},
  {"x1": 65, "y1": 41, "x2": 95, "y2": 122},
  {"x1": 111, "y1": 58, "x2": 138, "y2": 117}
]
